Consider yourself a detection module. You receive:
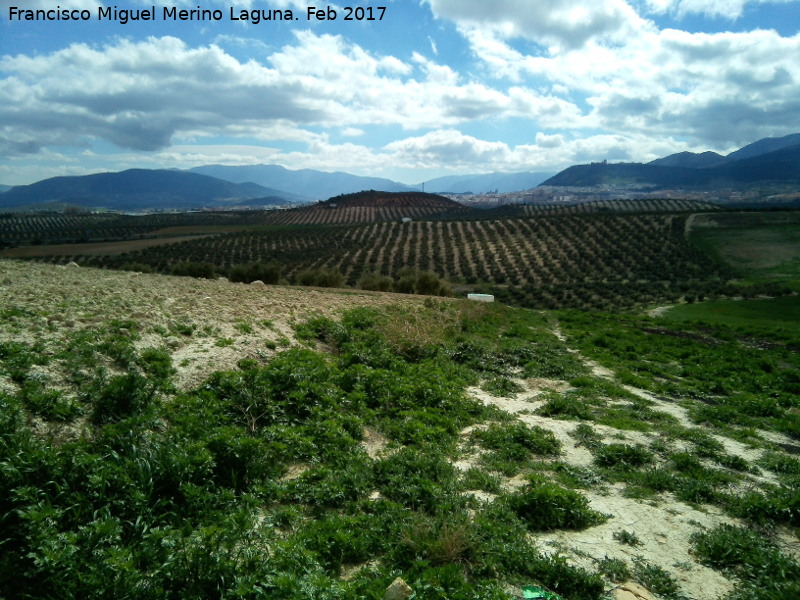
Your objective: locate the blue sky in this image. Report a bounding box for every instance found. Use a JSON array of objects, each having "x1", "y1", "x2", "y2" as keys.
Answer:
[{"x1": 1, "y1": 0, "x2": 799, "y2": 186}]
